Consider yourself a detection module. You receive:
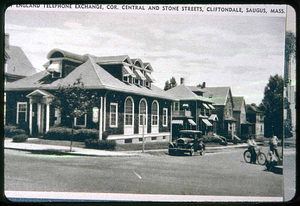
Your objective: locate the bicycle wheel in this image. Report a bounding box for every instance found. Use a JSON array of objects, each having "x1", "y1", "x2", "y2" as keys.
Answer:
[
  {"x1": 257, "y1": 152, "x2": 267, "y2": 165},
  {"x1": 244, "y1": 150, "x2": 251, "y2": 163}
]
